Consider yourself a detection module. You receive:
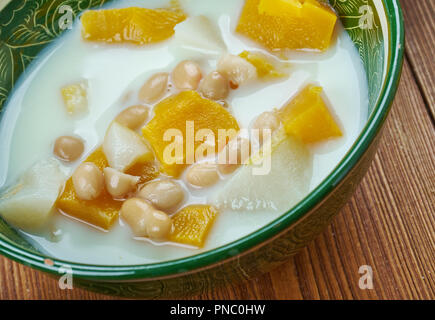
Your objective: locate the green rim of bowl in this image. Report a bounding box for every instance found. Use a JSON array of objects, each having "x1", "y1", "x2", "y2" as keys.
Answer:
[{"x1": 0, "y1": 0, "x2": 404, "y2": 281}]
